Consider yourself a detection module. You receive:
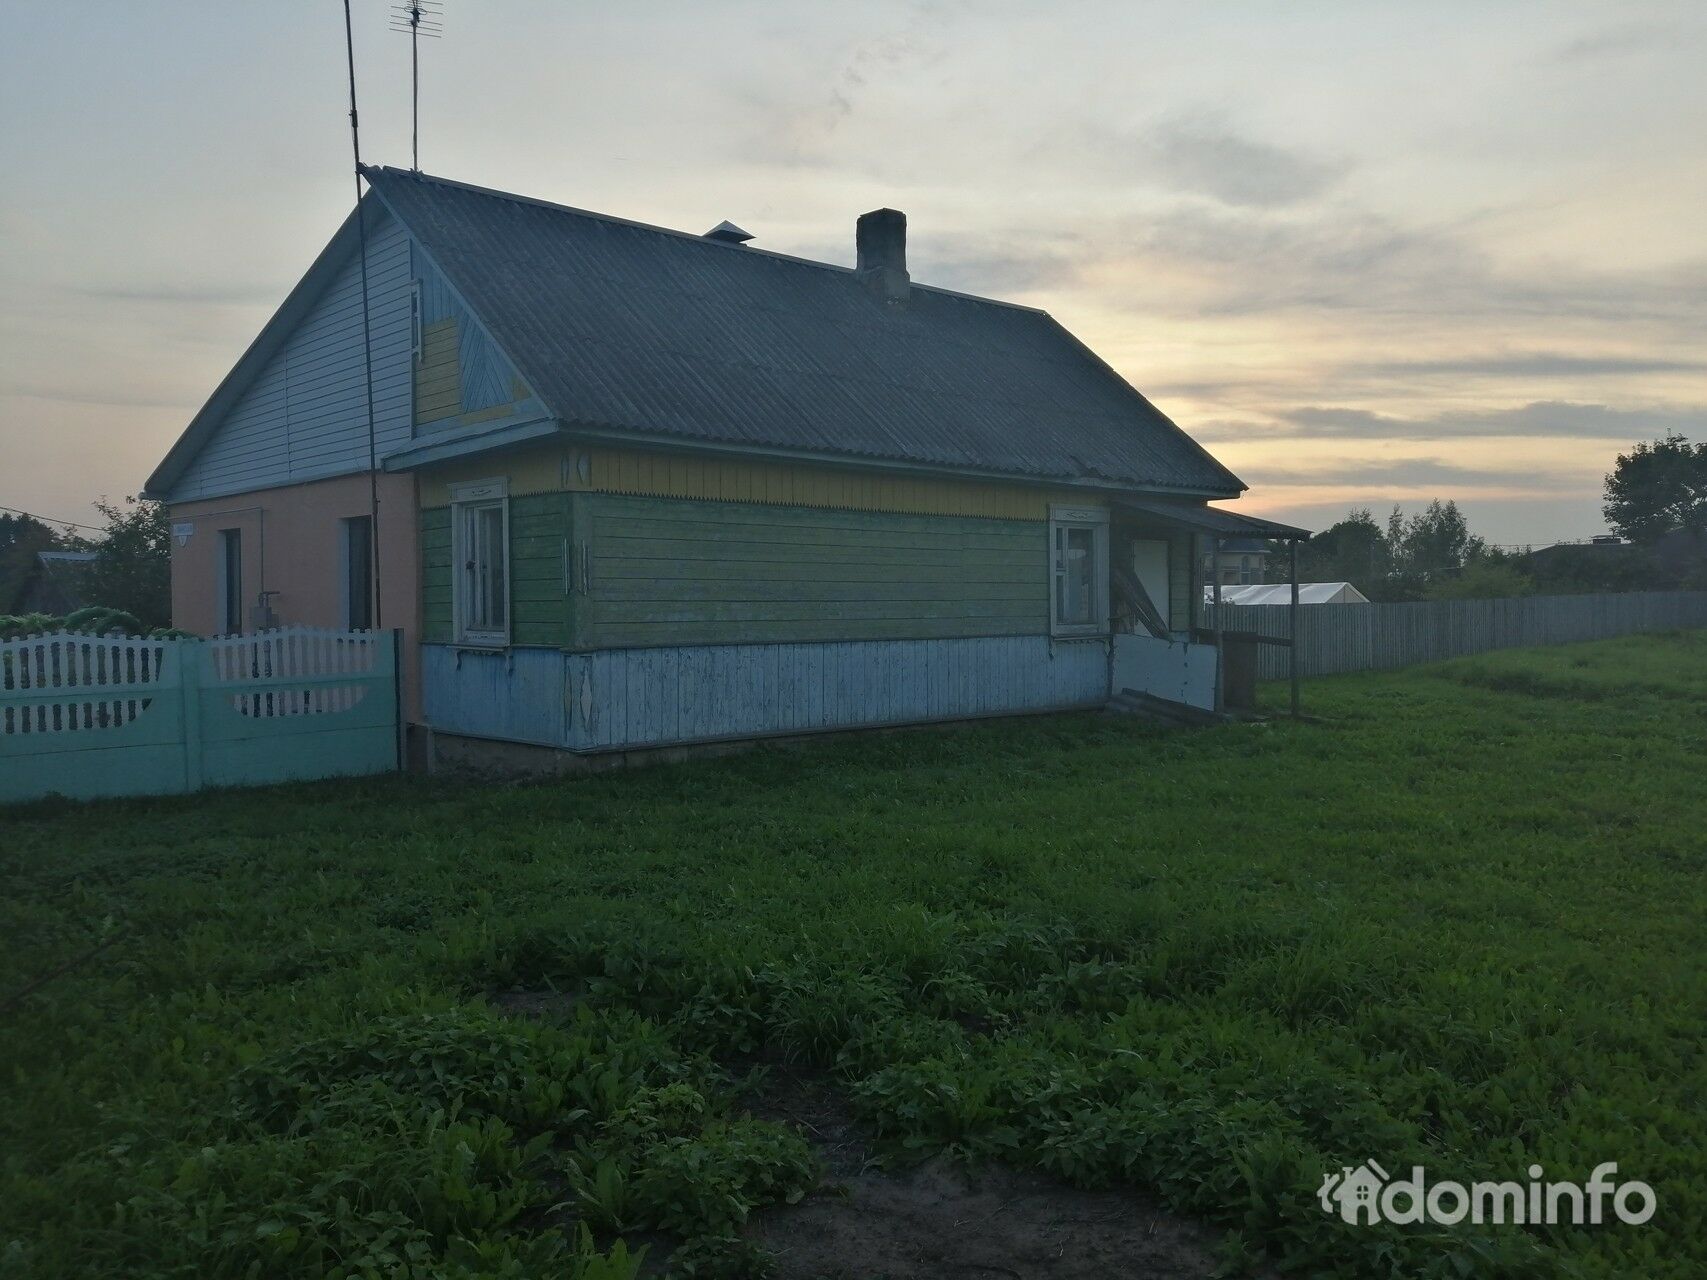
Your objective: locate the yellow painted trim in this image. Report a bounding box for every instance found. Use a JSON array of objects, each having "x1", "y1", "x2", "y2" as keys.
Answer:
[
  {"x1": 413, "y1": 318, "x2": 460, "y2": 423},
  {"x1": 418, "y1": 442, "x2": 1104, "y2": 520}
]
